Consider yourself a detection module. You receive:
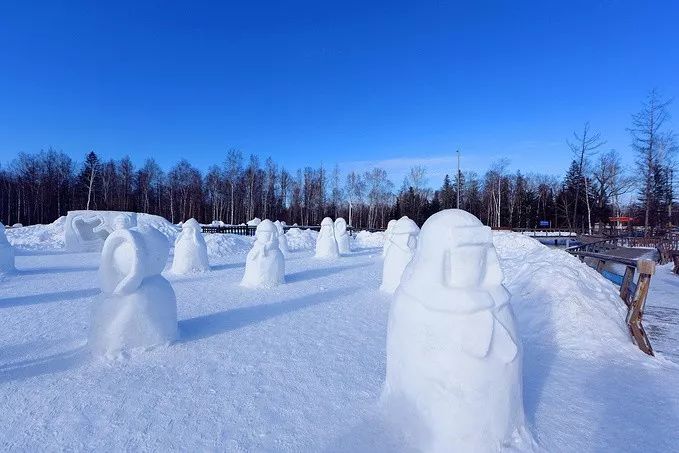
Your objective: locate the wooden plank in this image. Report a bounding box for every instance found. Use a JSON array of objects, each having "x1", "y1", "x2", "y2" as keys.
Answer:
[{"x1": 620, "y1": 265, "x2": 635, "y2": 305}]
